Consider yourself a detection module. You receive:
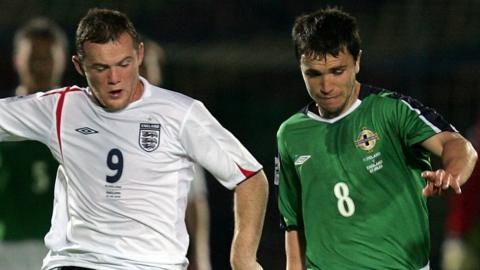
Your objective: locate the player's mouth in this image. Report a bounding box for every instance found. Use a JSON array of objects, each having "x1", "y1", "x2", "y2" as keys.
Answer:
[
  {"x1": 319, "y1": 95, "x2": 340, "y2": 103},
  {"x1": 109, "y1": 89, "x2": 123, "y2": 99}
]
